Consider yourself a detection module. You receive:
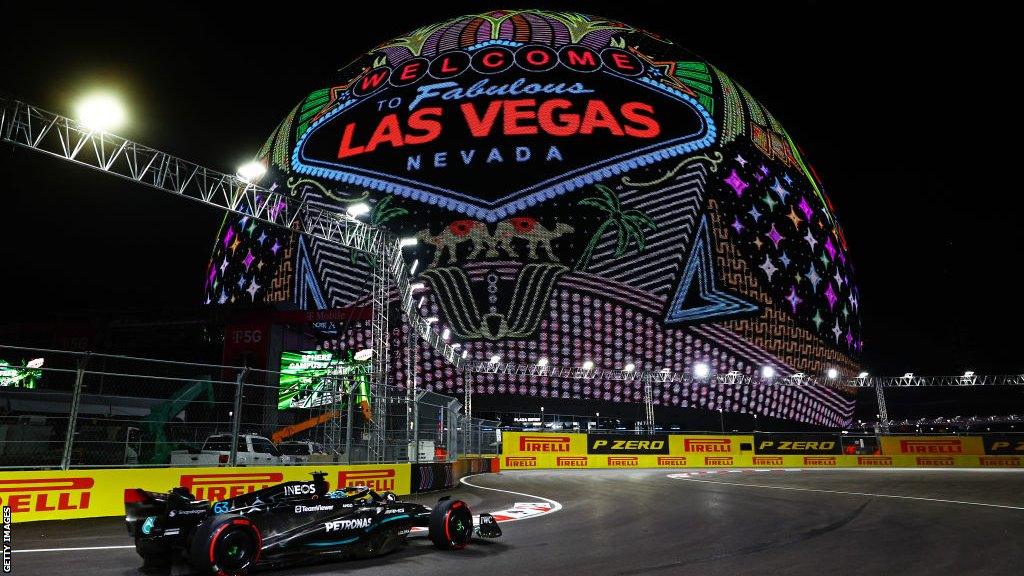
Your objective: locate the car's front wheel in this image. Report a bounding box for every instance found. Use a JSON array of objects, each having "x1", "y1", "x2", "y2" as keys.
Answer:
[
  {"x1": 188, "y1": 514, "x2": 262, "y2": 576},
  {"x1": 429, "y1": 499, "x2": 473, "y2": 550}
]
